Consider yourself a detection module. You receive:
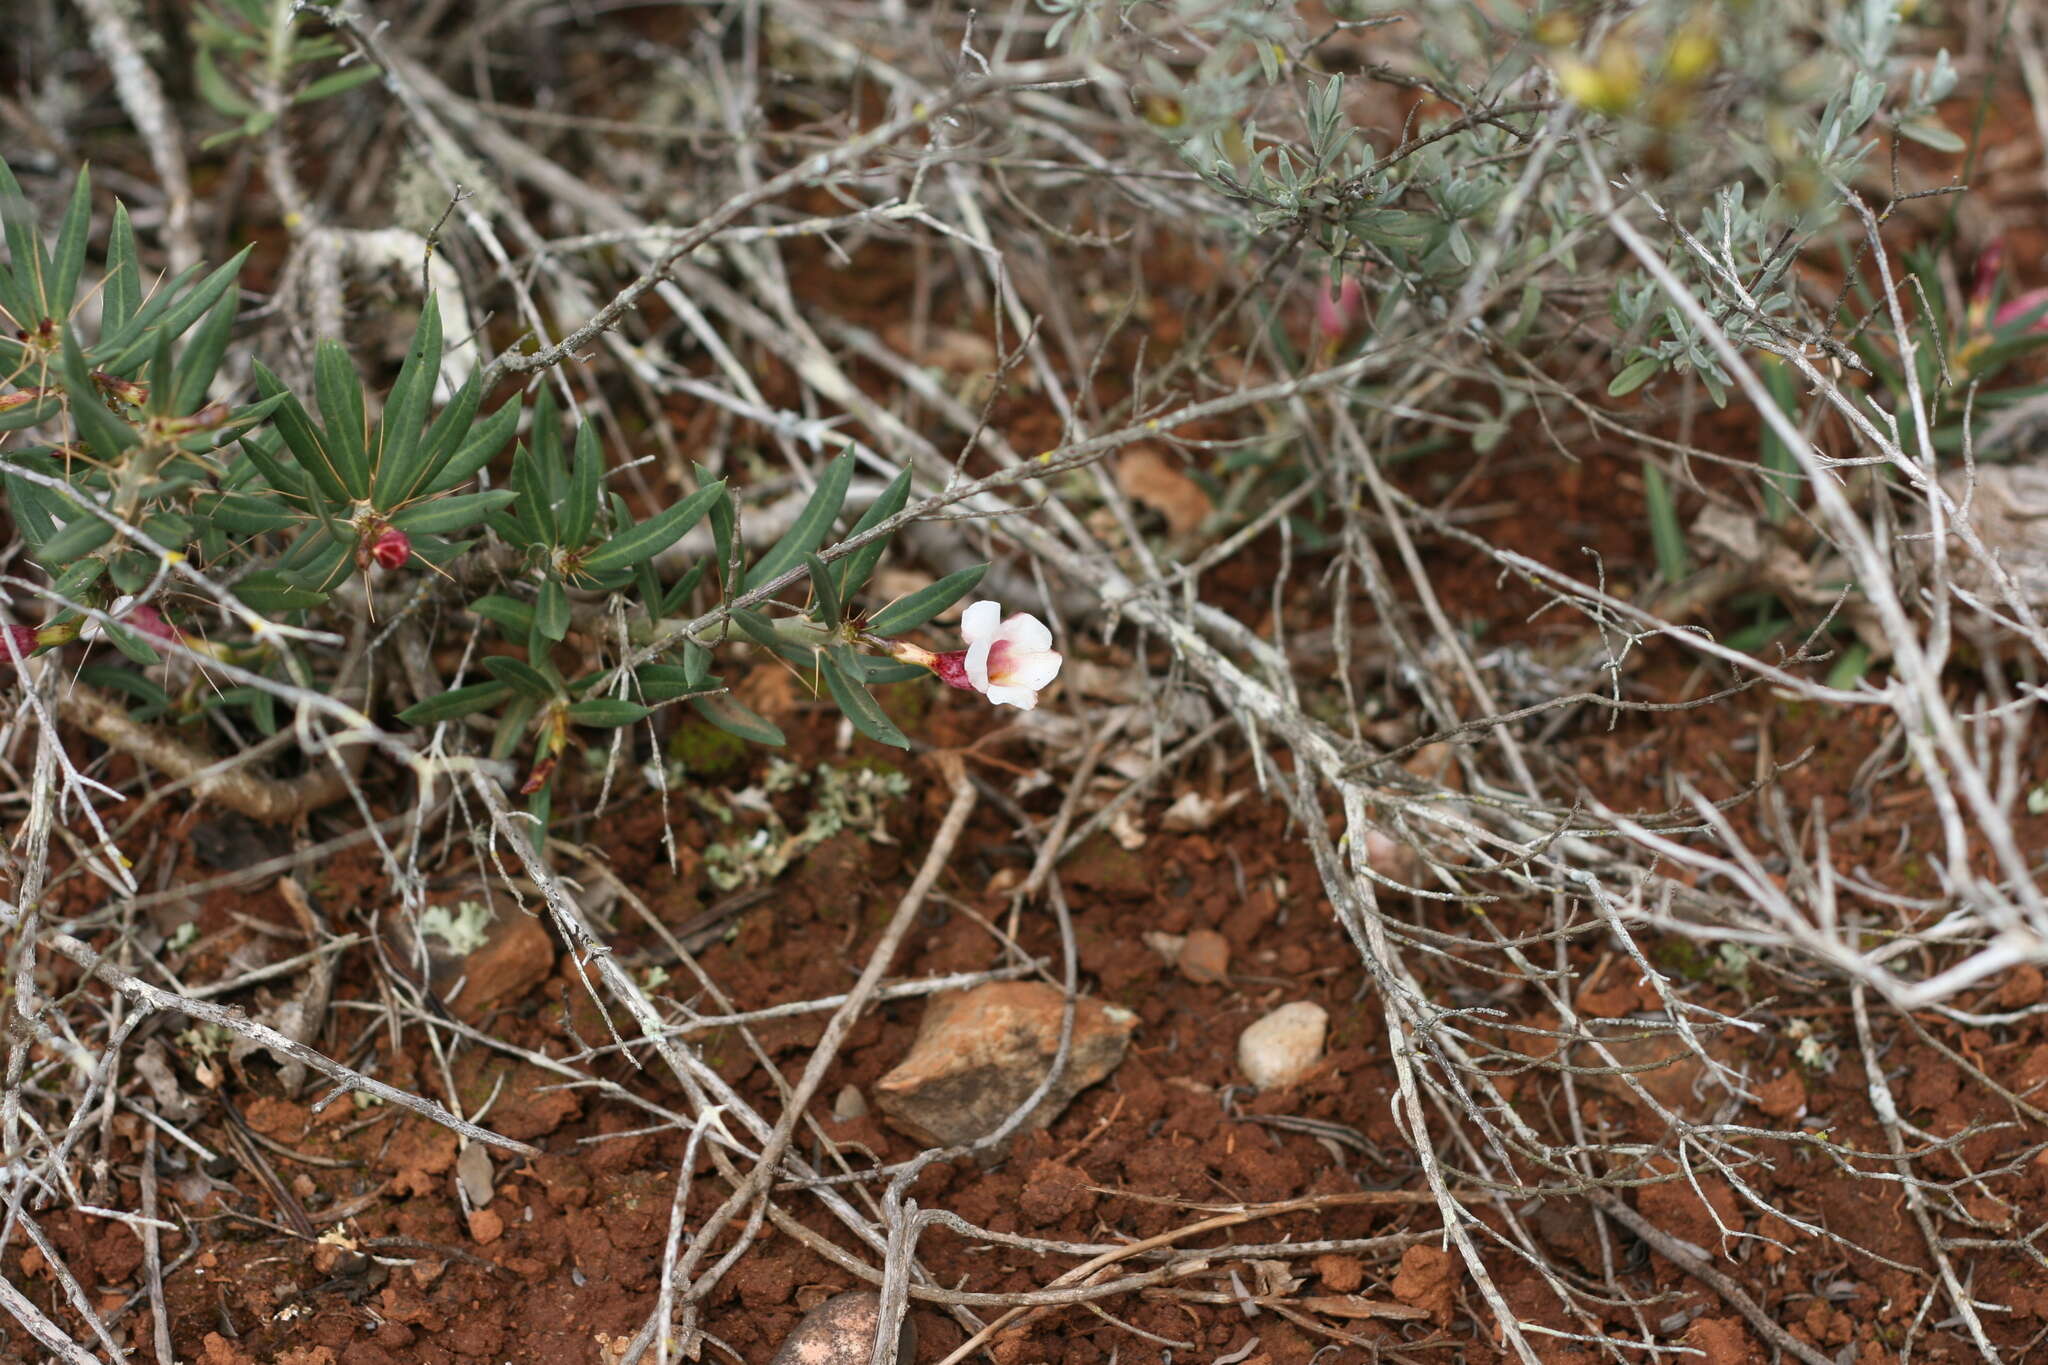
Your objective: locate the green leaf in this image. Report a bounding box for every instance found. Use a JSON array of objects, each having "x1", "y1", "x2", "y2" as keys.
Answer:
[
  {"x1": 564, "y1": 422, "x2": 600, "y2": 548},
  {"x1": 1826, "y1": 641, "x2": 1873, "y2": 691},
  {"x1": 821, "y1": 651, "x2": 908, "y2": 749},
  {"x1": 512, "y1": 443, "x2": 555, "y2": 544},
  {"x1": 279, "y1": 533, "x2": 353, "y2": 593},
  {"x1": 470, "y1": 594, "x2": 536, "y2": 636},
  {"x1": 535, "y1": 577, "x2": 569, "y2": 642},
  {"x1": 416, "y1": 388, "x2": 516, "y2": 497},
  {"x1": 491, "y1": 695, "x2": 540, "y2": 761},
  {"x1": 565, "y1": 697, "x2": 651, "y2": 727},
  {"x1": 1898, "y1": 118, "x2": 1964, "y2": 153},
  {"x1": 1643, "y1": 460, "x2": 1689, "y2": 583},
  {"x1": 50, "y1": 166, "x2": 92, "y2": 320},
  {"x1": 38, "y1": 511, "x2": 117, "y2": 562},
  {"x1": 725, "y1": 609, "x2": 777, "y2": 653},
  {"x1": 398, "y1": 680, "x2": 515, "y2": 726},
  {"x1": 745, "y1": 451, "x2": 853, "y2": 590},
  {"x1": 854, "y1": 656, "x2": 930, "y2": 684},
  {"x1": 194, "y1": 45, "x2": 255, "y2": 117},
  {"x1": 1759, "y1": 359, "x2": 1800, "y2": 524},
  {"x1": 0, "y1": 157, "x2": 47, "y2": 319},
  {"x1": 866, "y1": 564, "x2": 986, "y2": 636},
  {"x1": 172, "y1": 287, "x2": 240, "y2": 418},
  {"x1": 98, "y1": 247, "x2": 251, "y2": 368},
  {"x1": 231, "y1": 570, "x2": 329, "y2": 612},
  {"x1": 806, "y1": 553, "x2": 842, "y2": 626},
  {"x1": 836, "y1": 465, "x2": 911, "y2": 598},
  {"x1": 579, "y1": 479, "x2": 726, "y2": 575},
  {"x1": 482, "y1": 654, "x2": 558, "y2": 700},
  {"x1": 703, "y1": 462, "x2": 740, "y2": 595},
  {"x1": 689, "y1": 691, "x2": 785, "y2": 746},
  {"x1": 80, "y1": 665, "x2": 171, "y2": 718},
  {"x1": 1608, "y1": 356, "x2": 1659, "y2": 398},
  {"x1": 389, "y1": 489, "x2": 517, "y2": 535},
  {"x1": 203, "y1": 490, "x2": 301, "y2": 534},
  {"x1": 252, "y1": 361, "x2": 349, "y2": 503},
  {"x1": 292, "y1": 64, "x2": 380, "y2": 104},
  {"x1": 371, "y1": 297, "x2": 443, "y2": 508},
  {"x1": 313, "y1": 341, "x2": 370, "y2": 498},
  {"x1": 102, "y1": 618, "x2": 162, "y2": 666},
  {"x1": 48, "y1": 556, "x2": 107, "y2": 603}
]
